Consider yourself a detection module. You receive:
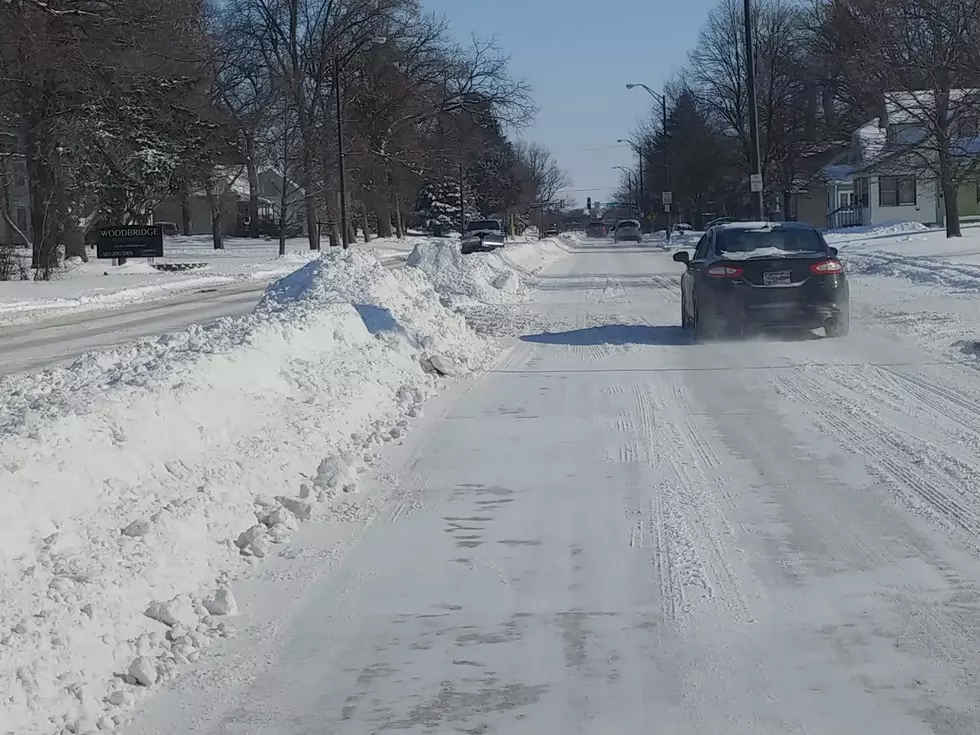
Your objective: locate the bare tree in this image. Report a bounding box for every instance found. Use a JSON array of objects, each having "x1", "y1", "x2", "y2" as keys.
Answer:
[
  {"x1": 821, "y1": 0, "x2": 980, "y2": 237},
  {"x1": 515, "y1": 142, "x2": 570, "y2": 205}
]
